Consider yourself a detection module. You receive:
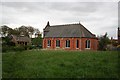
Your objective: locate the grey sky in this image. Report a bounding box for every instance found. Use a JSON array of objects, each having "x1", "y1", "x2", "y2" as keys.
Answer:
[{"x1": 0, "y1": 0, "x2": 119, "y2": 39}]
